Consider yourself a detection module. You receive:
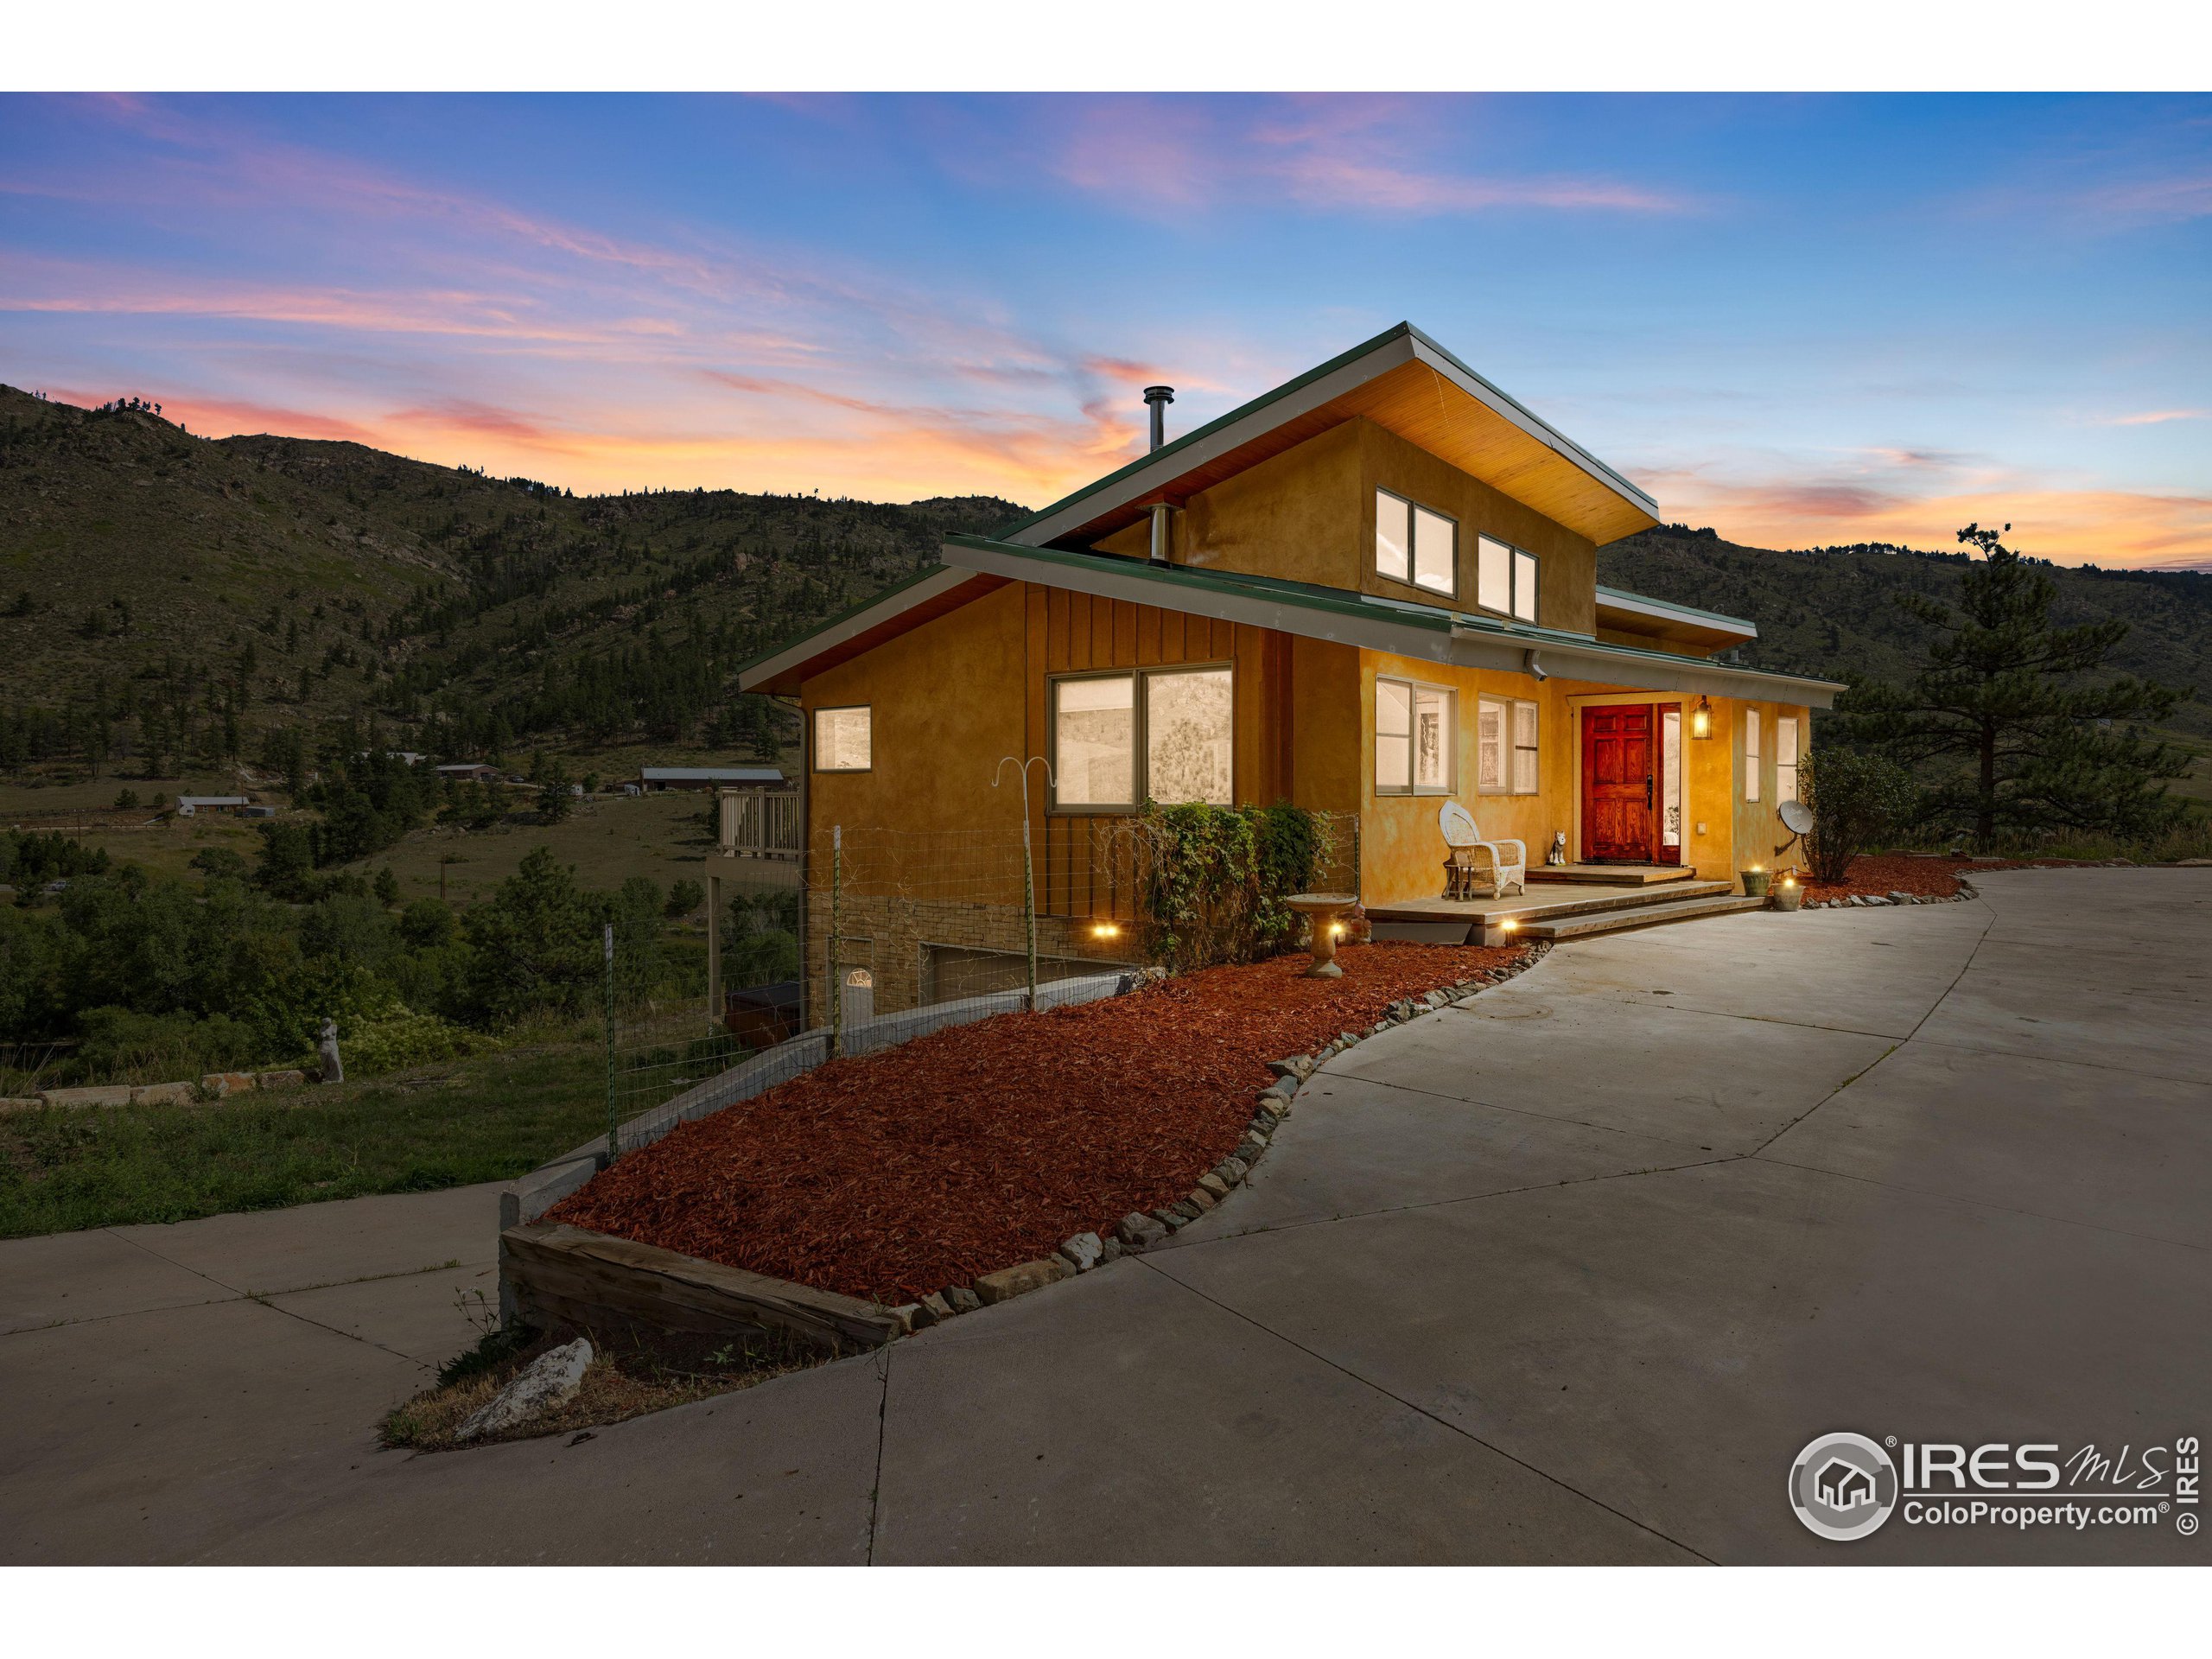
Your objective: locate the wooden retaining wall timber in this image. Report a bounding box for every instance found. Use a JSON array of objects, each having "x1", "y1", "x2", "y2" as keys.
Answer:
[{"x1": 500, "y1": 1221, "x2": 902, "y2": 1354}]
